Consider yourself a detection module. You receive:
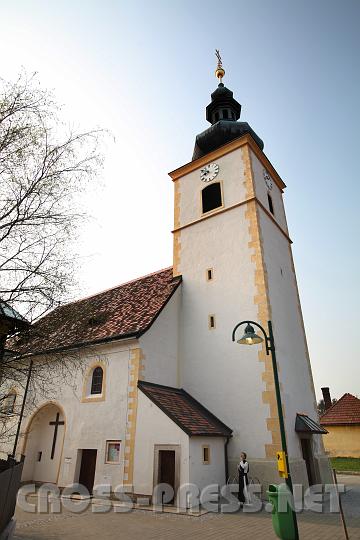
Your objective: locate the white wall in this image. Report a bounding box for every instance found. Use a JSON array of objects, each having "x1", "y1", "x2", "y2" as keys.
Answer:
[
  {"x1": 177, "y1": 148, "x2": 248, "y2": 225},
  {"x1": 250, "y1": 149, "x2": 289, "y2": 233},
  {"x1": 189, "y1": 437, "x2": 226, "y2": 495},
  {"x1": 19, "y1": 339, "x2": 138, "y2": 491},
  {"x1": 251, "y1": 149, "x2": 322, "y2": 460},
  {"x1": 133, "y1": 390, "x2": 189, "y2": 506},
  {"x1": 176, "y1": 146, "x2": 273, "y2": 465},
  {"x1": 22, "y1": 403, "x2": 65, "y2": 483},
  {"x1": 139, "y1": 286, "x2": 180, "y2": 387}
]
